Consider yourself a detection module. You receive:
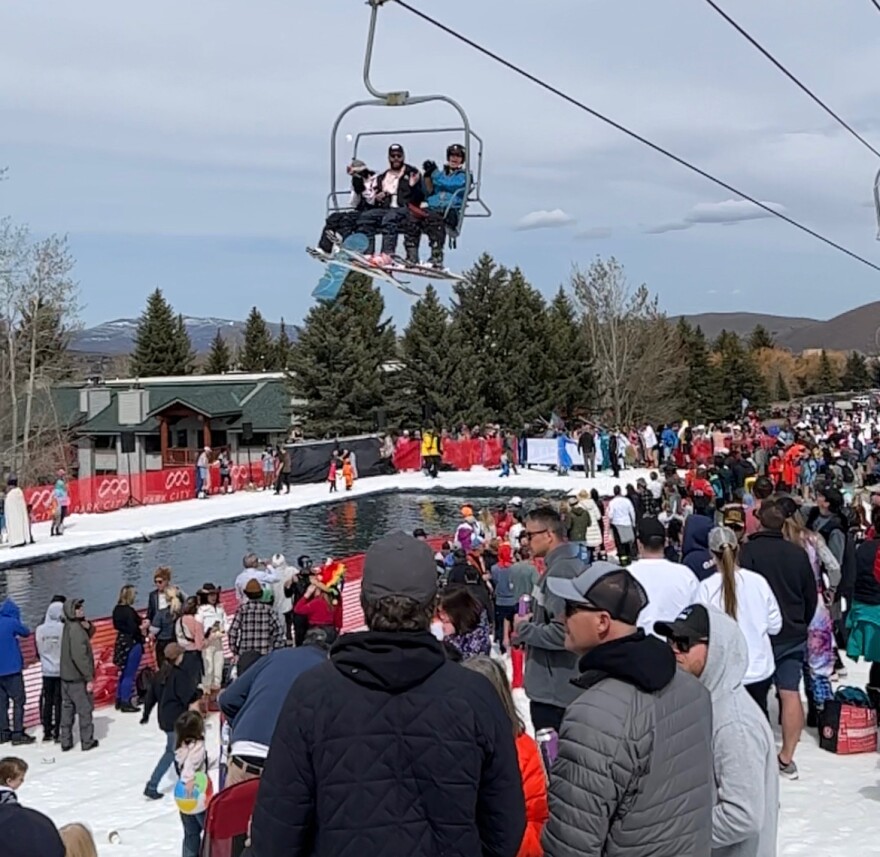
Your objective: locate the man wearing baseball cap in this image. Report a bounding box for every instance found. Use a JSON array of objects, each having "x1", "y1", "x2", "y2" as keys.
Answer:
[
  {"x1": 251, "y1": 531, "x2": 525, "y2": 857},
  {"x1": 656, "y1": 605, "x2": 778, "y2": 857},
  {"x1": 542, "y1": 562, "x2": 712, "y2": 857},
  {"x1": 366, "y1": 144, "x2": 422, "y2": 265}
]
